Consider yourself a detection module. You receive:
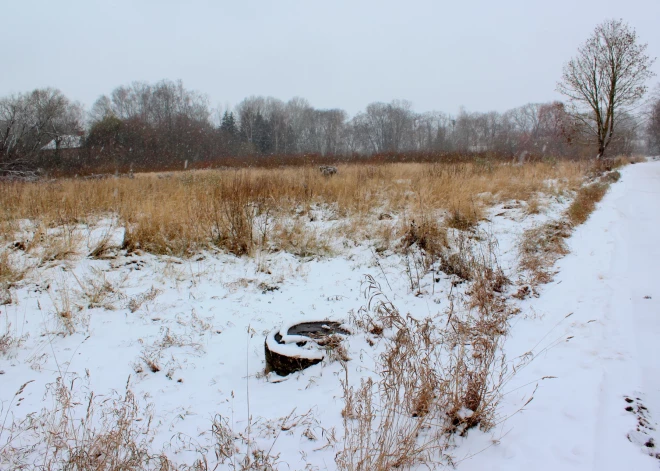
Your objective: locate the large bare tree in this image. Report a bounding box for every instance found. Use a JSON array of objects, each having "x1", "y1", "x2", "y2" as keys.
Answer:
[{"x1": 557, "y1": 19, "x2": 655, "y2": 158}]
